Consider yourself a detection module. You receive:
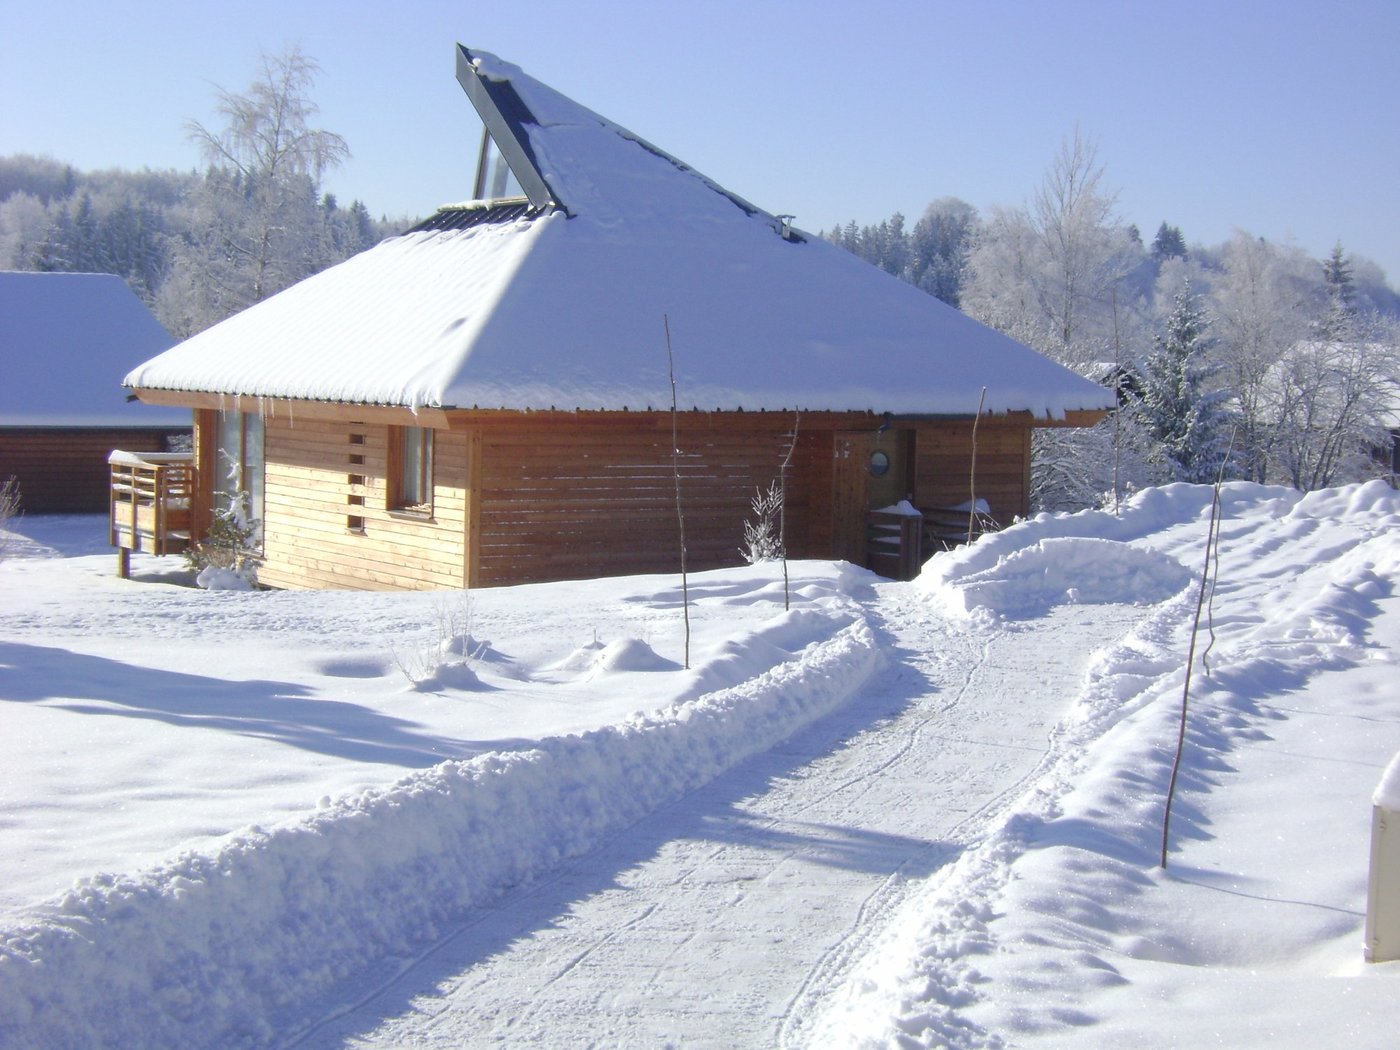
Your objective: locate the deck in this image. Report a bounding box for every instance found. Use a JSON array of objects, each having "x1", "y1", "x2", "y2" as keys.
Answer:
[{"x1": 108, "y1": 450, "x2": 194, "y2": 577}]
